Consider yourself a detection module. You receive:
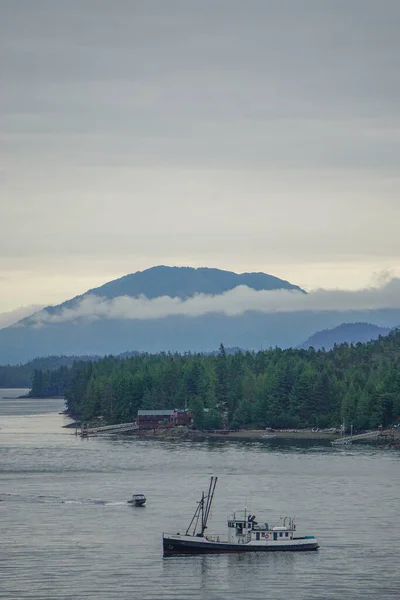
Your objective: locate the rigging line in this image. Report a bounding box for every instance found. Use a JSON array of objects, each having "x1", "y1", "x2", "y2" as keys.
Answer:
[
  {"x1": 193, "y1": 501, "x2": 202, "y2": 536},
  {"x1": 185, "y1": 498, "x2": 202, "y2": 536}
]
